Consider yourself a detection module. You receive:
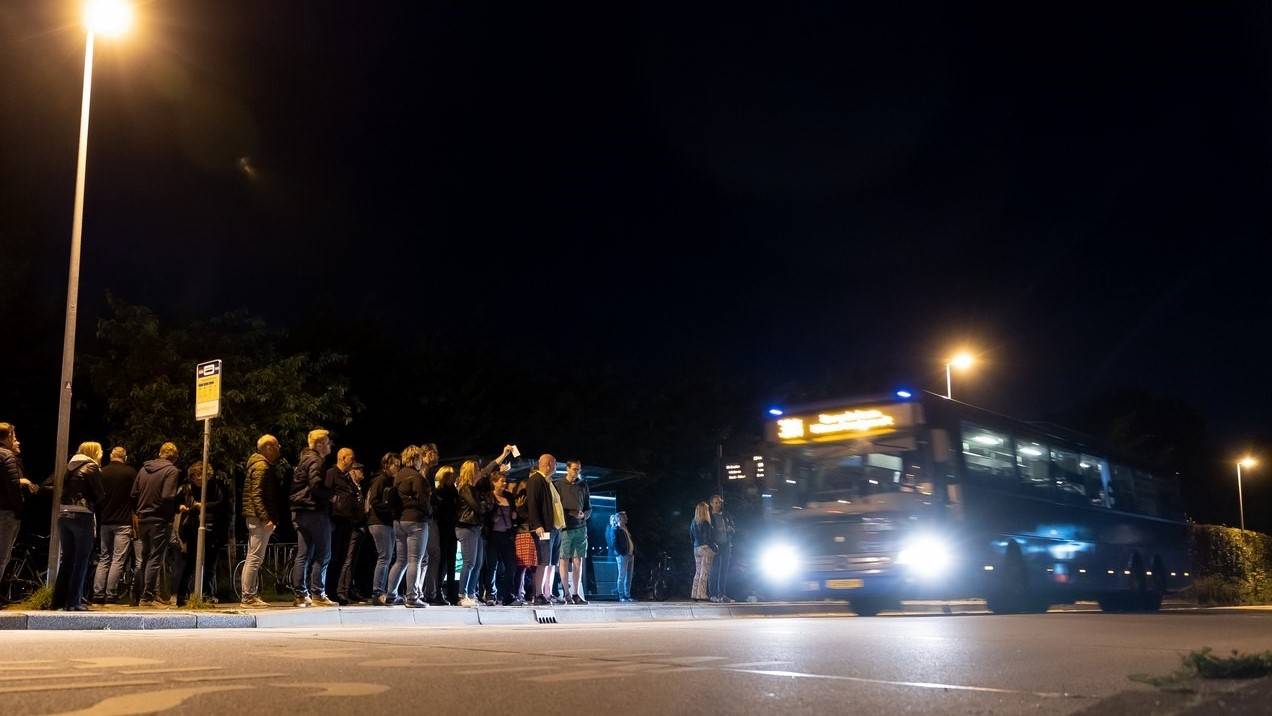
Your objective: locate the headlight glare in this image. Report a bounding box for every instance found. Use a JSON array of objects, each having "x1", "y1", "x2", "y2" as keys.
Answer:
[
  {"x1": 895, "y1": 536, "x2": 952, "y2": 578},
  {"x1": 760, "y1": 544, "x2": 799, "y2": 580}
]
